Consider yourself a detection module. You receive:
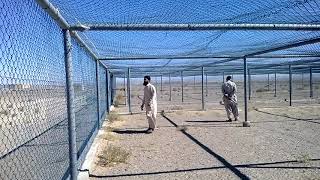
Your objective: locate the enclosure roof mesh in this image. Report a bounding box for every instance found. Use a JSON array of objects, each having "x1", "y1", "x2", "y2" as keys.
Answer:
[{"x1": 49, "y1": 0, "x2": 320, "y2": 75}]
